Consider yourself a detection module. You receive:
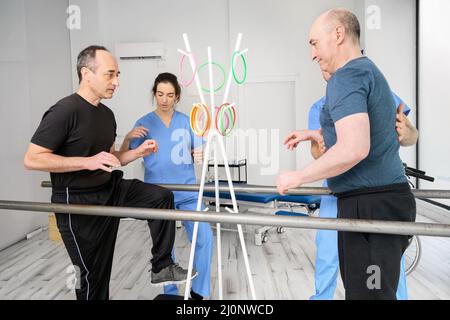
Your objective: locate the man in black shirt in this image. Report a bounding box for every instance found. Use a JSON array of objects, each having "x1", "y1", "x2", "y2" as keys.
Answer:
[{"x1": 24, "y1": 45, "x2": 196, "y2": 300}]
